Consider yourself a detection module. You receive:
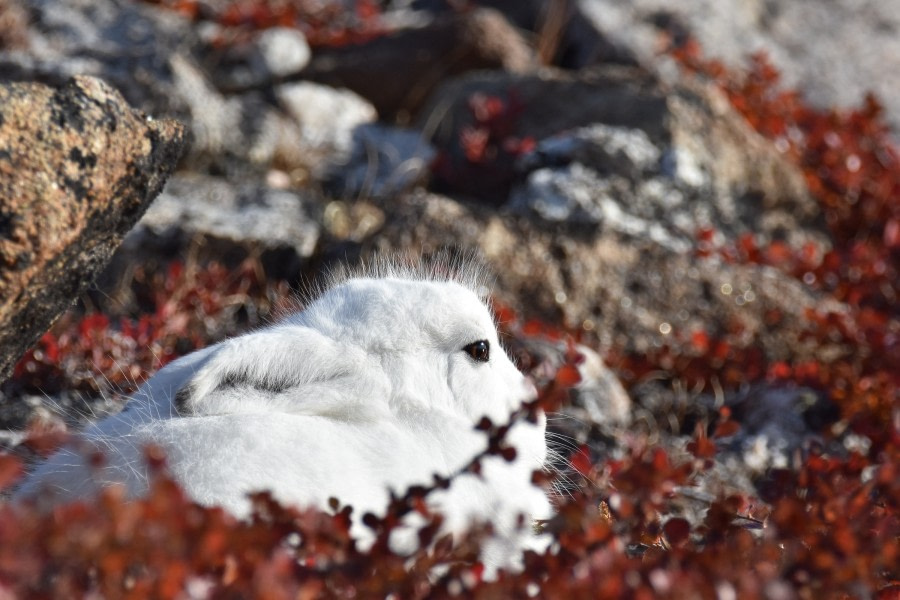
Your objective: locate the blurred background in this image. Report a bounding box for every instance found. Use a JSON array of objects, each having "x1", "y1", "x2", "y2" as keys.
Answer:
[{"x1": 0, "y1": 3, "x2": 897, "y2": 593}]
